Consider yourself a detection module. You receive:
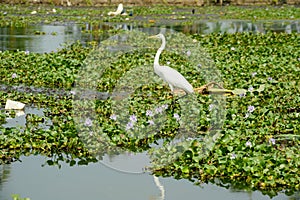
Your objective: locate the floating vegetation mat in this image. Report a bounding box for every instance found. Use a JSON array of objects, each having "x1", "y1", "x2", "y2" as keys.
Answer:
[{"x1": 0, "y1": 14, "x2": 299, "y2": 198}]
